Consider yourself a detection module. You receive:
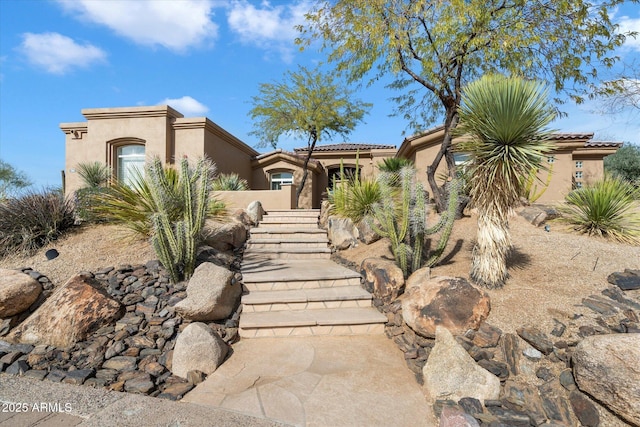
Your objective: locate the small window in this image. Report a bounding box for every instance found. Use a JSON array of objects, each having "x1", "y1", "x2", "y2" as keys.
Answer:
[
  {"x1": 547, "y1": 156, "x2": 555, "y2": 164},
  {"x1": 454, "y1": 153, "x2": 470, "y2": 166},
  {"x1": 575, "y1": 161, "x2": 583, "y2": 169},
  {"x1": 270, "y1": 172, "x2": 293, "y2": 190},
  {"x1": 575, "y1": 171, "x2": 583, "y2": 179},
  {"x1": 117, "y1": 145, "x2": 145, "y2": 186},
  {"x1": 575, "y1": 181, "x2": 583, "y2": 188}
]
